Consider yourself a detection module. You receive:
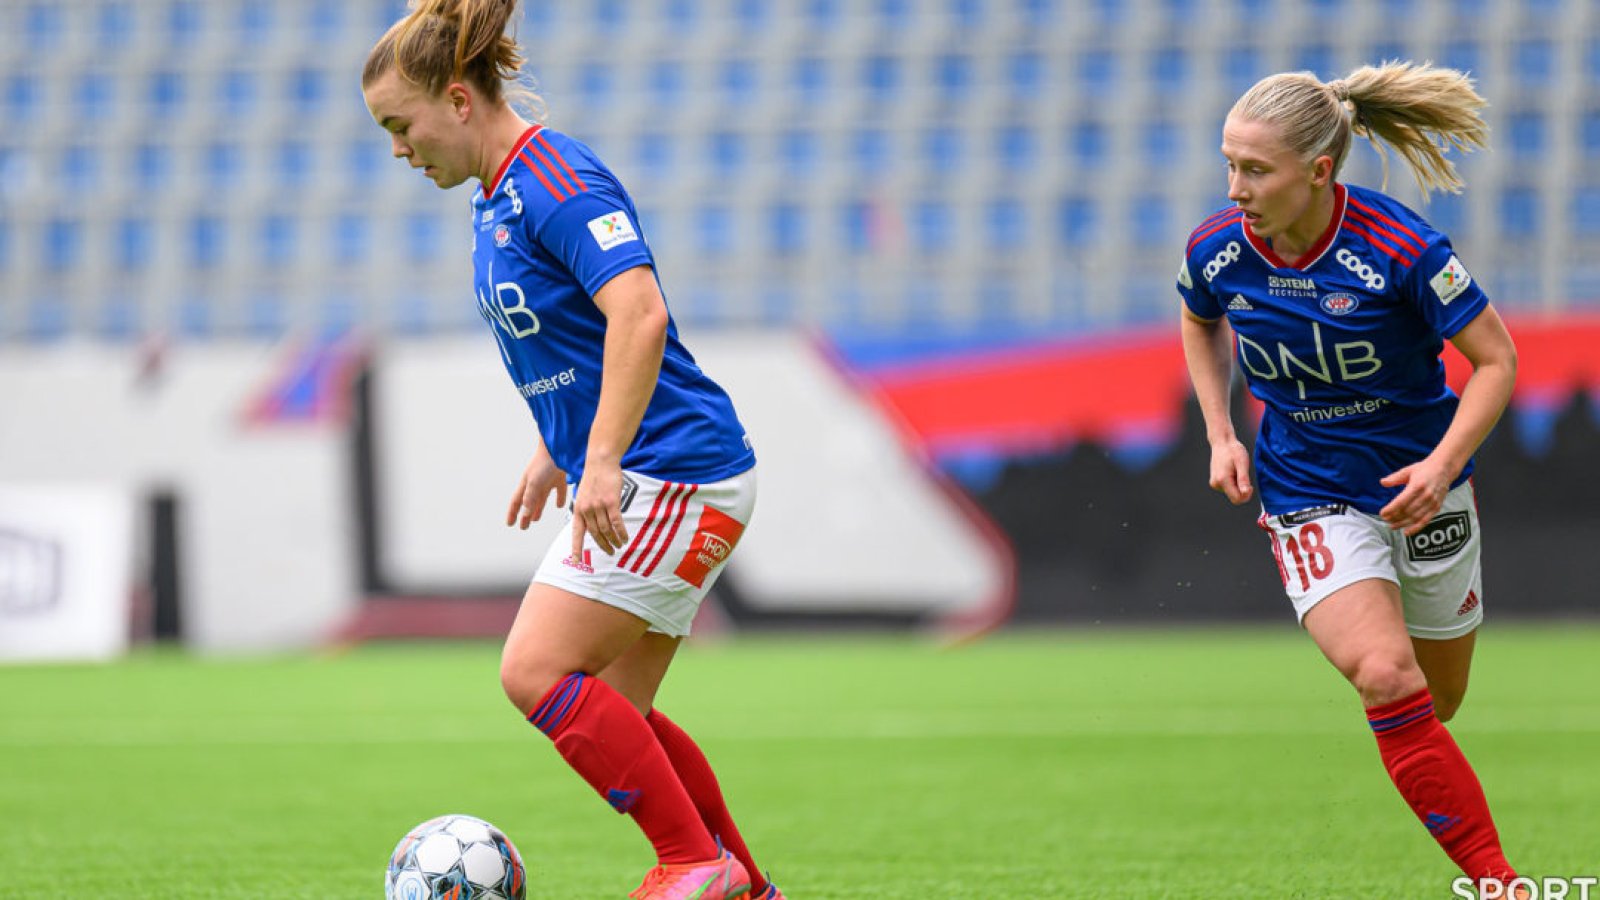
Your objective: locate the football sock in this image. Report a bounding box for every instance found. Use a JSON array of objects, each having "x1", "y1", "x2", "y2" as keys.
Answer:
[
  {"x1": 646, "y1": 708, "x2": 767, "y2": 894},
  {"x1": 527, "y1": 673, "x2": 718, "y2": 865},
  {"x1": 1366, "y1": 689, "x2": 1516, "y2": 881}
]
